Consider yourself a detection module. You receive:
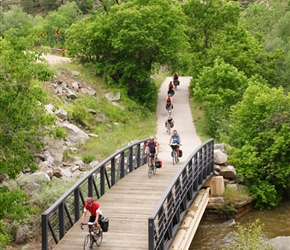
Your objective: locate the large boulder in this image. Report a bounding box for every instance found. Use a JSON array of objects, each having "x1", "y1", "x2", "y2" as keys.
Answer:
[
  {"x1": 219, "y1": 165, "x2": 236, "y2": 179},
  {"x1": 214, "y1": 144, "x2": 225, "y2": 152},
  {"x1": 62, "y1": 123, "x2": 89, "y2": 146},
  {"x1": 43, "y1": 136, "x2": 64, "y2": 164},
  {"x1": 214, "y1": 149, "x2": 228, "y2": 165},
  {"x1": 55, "y1": 108, "x2": 68, "y2": 121},
  {"x1": 105, "y1": 92, "x2": 120, "y2": 101},
  {"x1": 17, "y1": 172, "x2": 51, "y2": 192}
]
